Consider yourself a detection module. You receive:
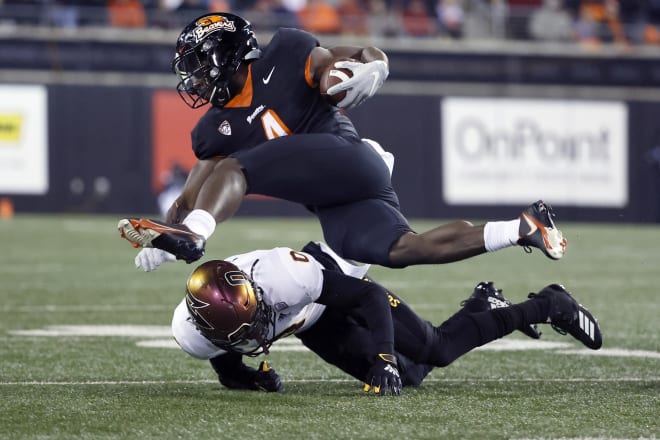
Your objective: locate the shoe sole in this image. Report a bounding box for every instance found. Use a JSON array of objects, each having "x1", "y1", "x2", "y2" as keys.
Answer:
[
  {"x1": 118, "y1": 218, "x2": 187, "y2": 249},
  {"x1": 520, "y1": 212, "x2": 567, "y2": 260}
]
